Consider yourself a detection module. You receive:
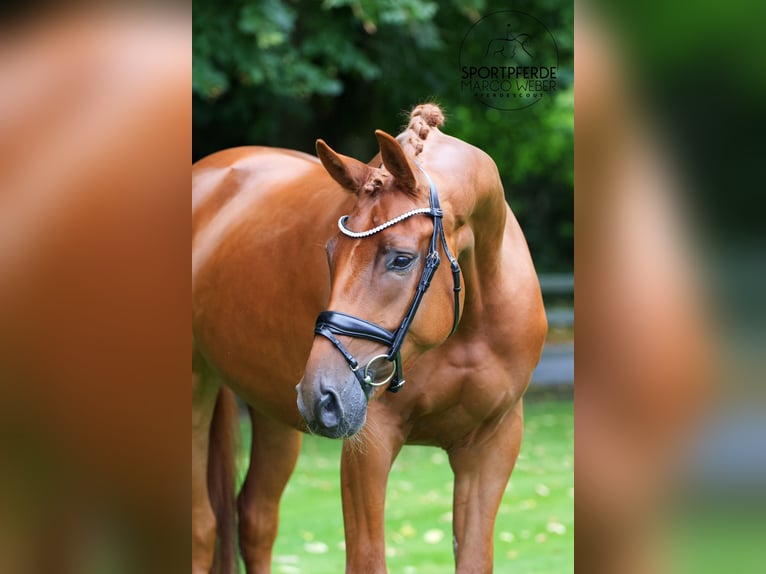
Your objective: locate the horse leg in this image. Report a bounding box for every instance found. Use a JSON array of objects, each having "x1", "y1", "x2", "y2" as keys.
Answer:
[
  {"x1": 448, "y1": 402, "x2": 525, "y2": 573},
  {"x1": 340, "y1": 416, "x2": 406, "y2": 573},
  {"x1": 238, "y1": 409, "x2": 303, "y2": 574},
  {"x1": 192, "y1": 370, "x2": 220, "y2": 574}
]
